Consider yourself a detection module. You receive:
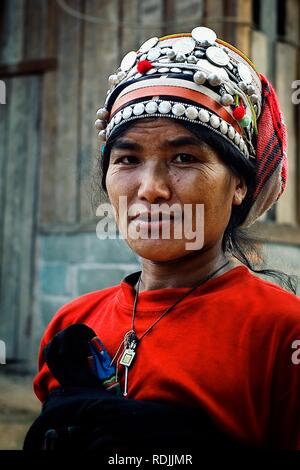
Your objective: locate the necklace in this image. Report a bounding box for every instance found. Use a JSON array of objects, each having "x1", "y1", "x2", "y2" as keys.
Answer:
[{"x1": 111, "y1": 259, "x2": 230, "y2": 396}]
